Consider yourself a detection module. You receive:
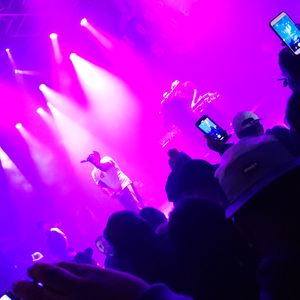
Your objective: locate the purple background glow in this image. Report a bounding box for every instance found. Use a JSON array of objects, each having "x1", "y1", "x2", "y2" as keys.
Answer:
[{"x1": 0, "y1": 0, "x2": 299, "y2": 282}]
